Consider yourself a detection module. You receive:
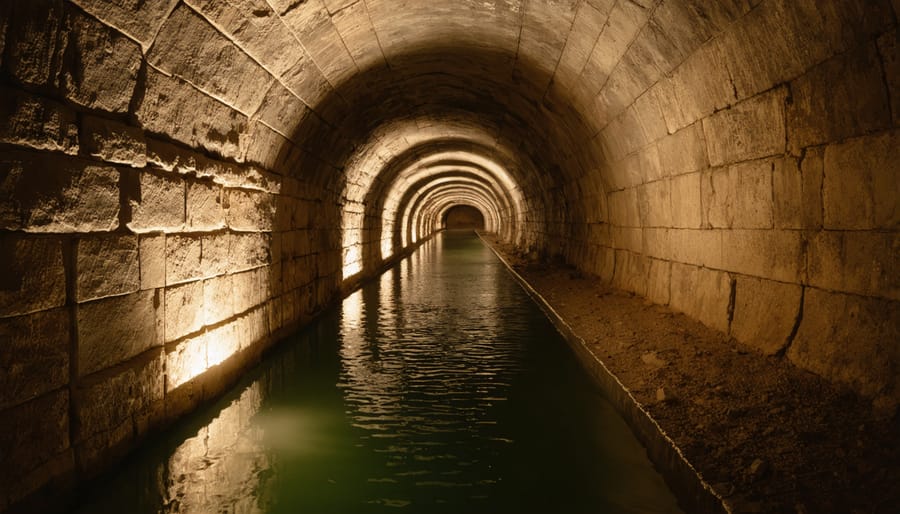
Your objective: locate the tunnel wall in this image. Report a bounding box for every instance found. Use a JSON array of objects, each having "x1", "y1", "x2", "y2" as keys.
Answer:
[
  {"x1": 0, "y1": 1, "x2": 347, "y2": 508},
  {"x1": 561, "y1": 0, "x2": 899, "y2": 409}
]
